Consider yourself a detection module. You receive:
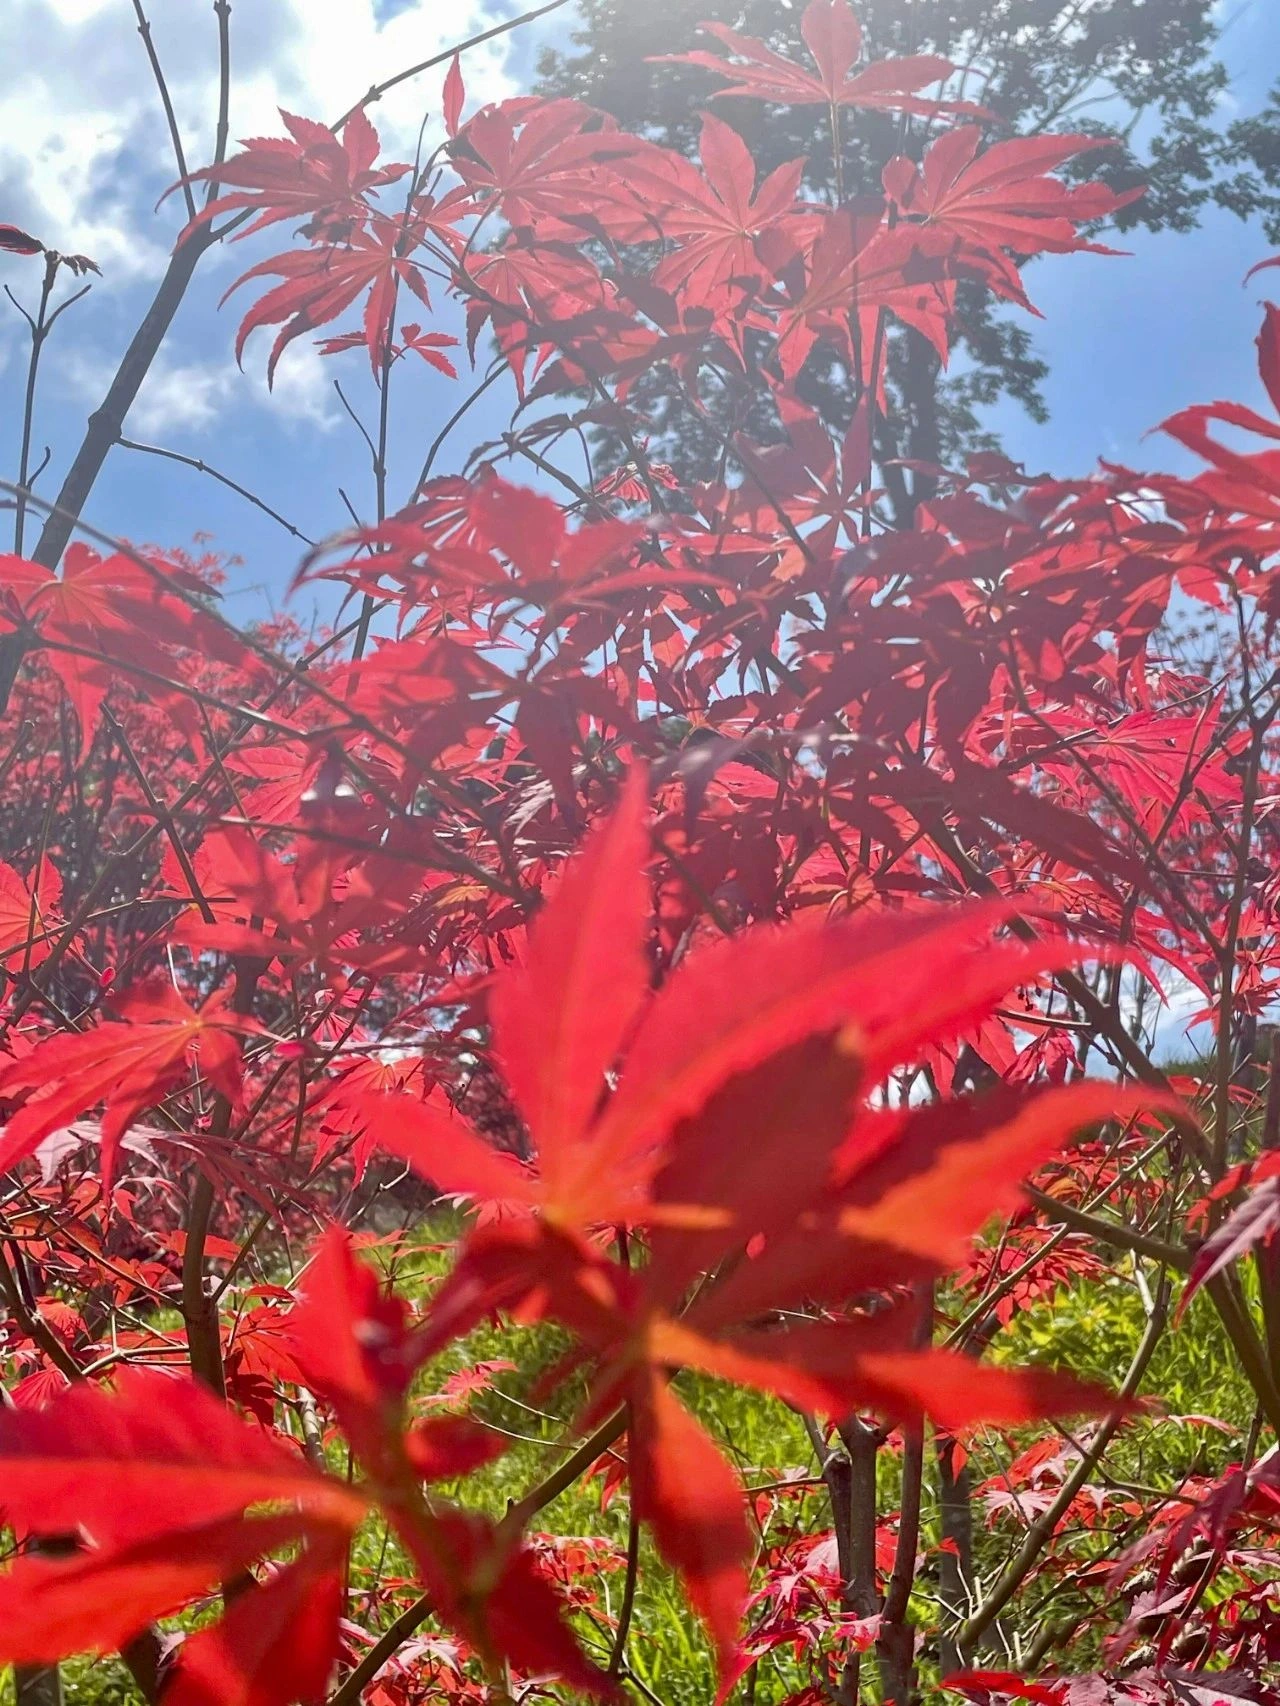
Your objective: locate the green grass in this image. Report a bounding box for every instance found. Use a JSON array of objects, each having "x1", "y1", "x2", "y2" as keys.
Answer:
[{"x1": 7, "y1": 1220, "x2": 1265, "y2": 1706}]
